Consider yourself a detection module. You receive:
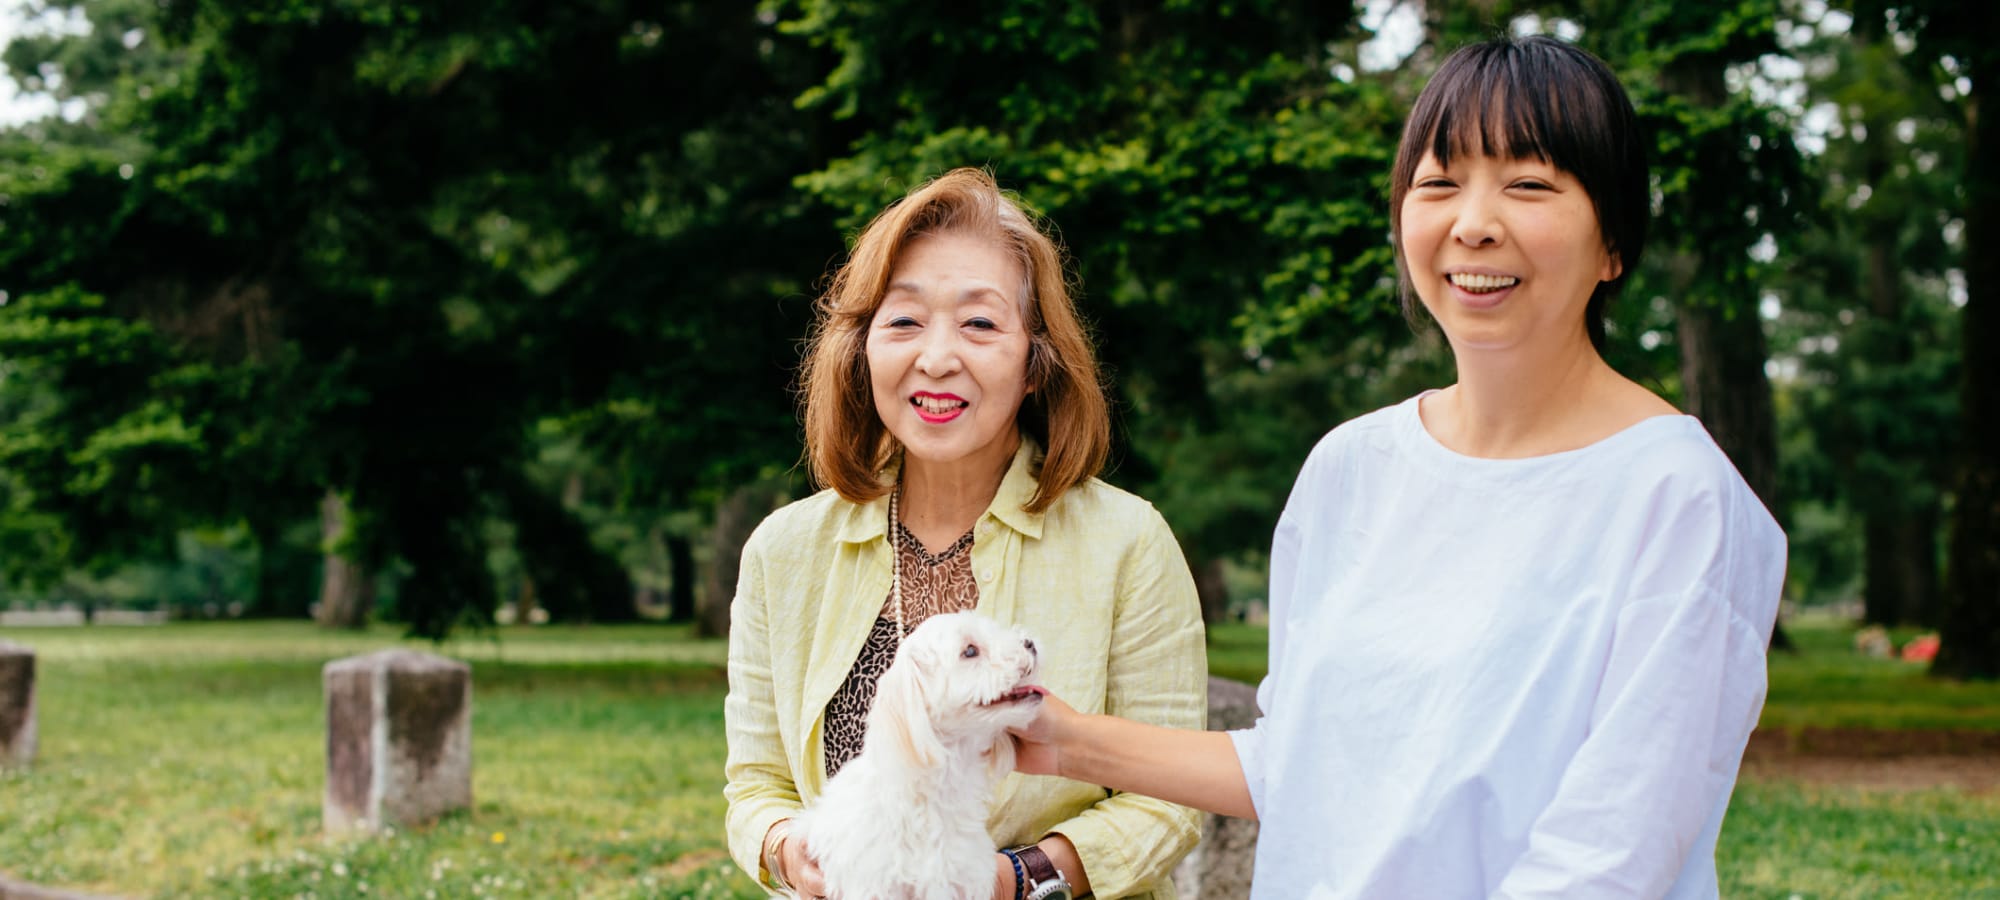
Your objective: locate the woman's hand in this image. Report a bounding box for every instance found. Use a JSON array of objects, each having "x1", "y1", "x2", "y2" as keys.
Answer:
[
  {"x1": 1008, "y1": 690, "x2": 1080, "y2": 777},
  {"x1": 771, "y1": 822, "x2": 828, "y2": 898}
]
